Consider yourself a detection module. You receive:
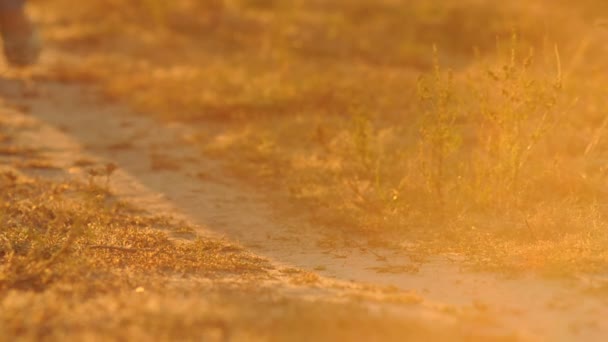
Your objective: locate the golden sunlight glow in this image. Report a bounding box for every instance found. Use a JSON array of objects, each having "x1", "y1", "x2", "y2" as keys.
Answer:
[{"x1": 1, "y1": 0, "x2": 608, "y2": 341}]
